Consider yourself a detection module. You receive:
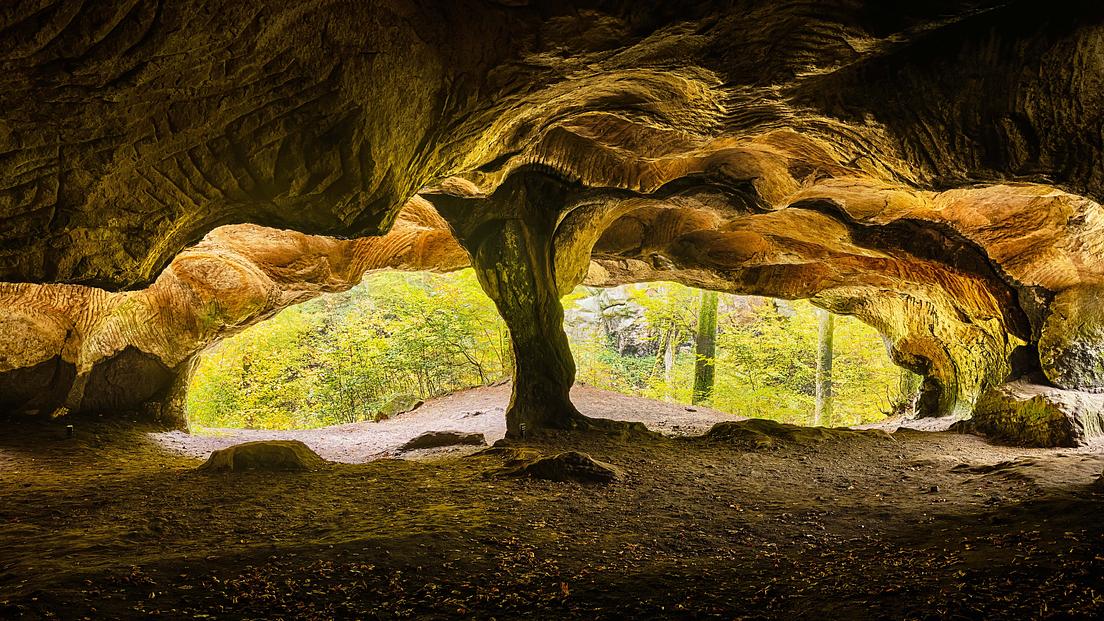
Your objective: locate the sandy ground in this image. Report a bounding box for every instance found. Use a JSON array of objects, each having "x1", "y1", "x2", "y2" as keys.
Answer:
[
  {"x1": 2, "y1": 388, "x2": 1104, "y2": 619},
  {"x1": 152, "y1": 383, "x2": 741, "y2": 462}
]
